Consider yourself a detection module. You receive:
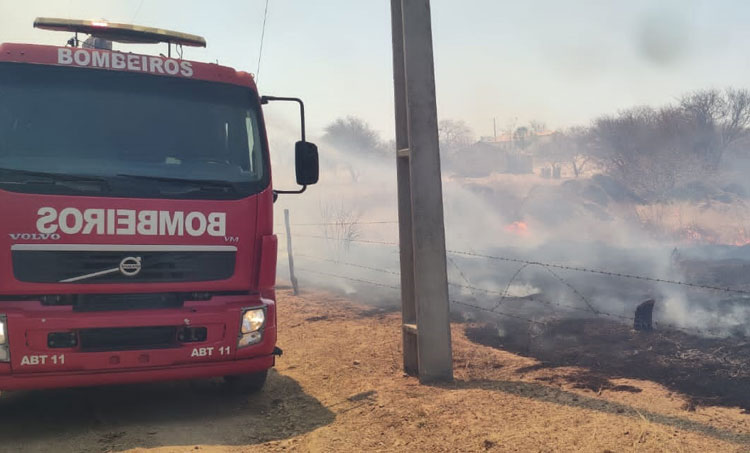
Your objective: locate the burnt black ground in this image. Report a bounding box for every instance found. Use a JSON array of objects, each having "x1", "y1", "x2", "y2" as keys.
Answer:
[{"x1": 466, "y1": 317, "x2": 750, "y2": 411}]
